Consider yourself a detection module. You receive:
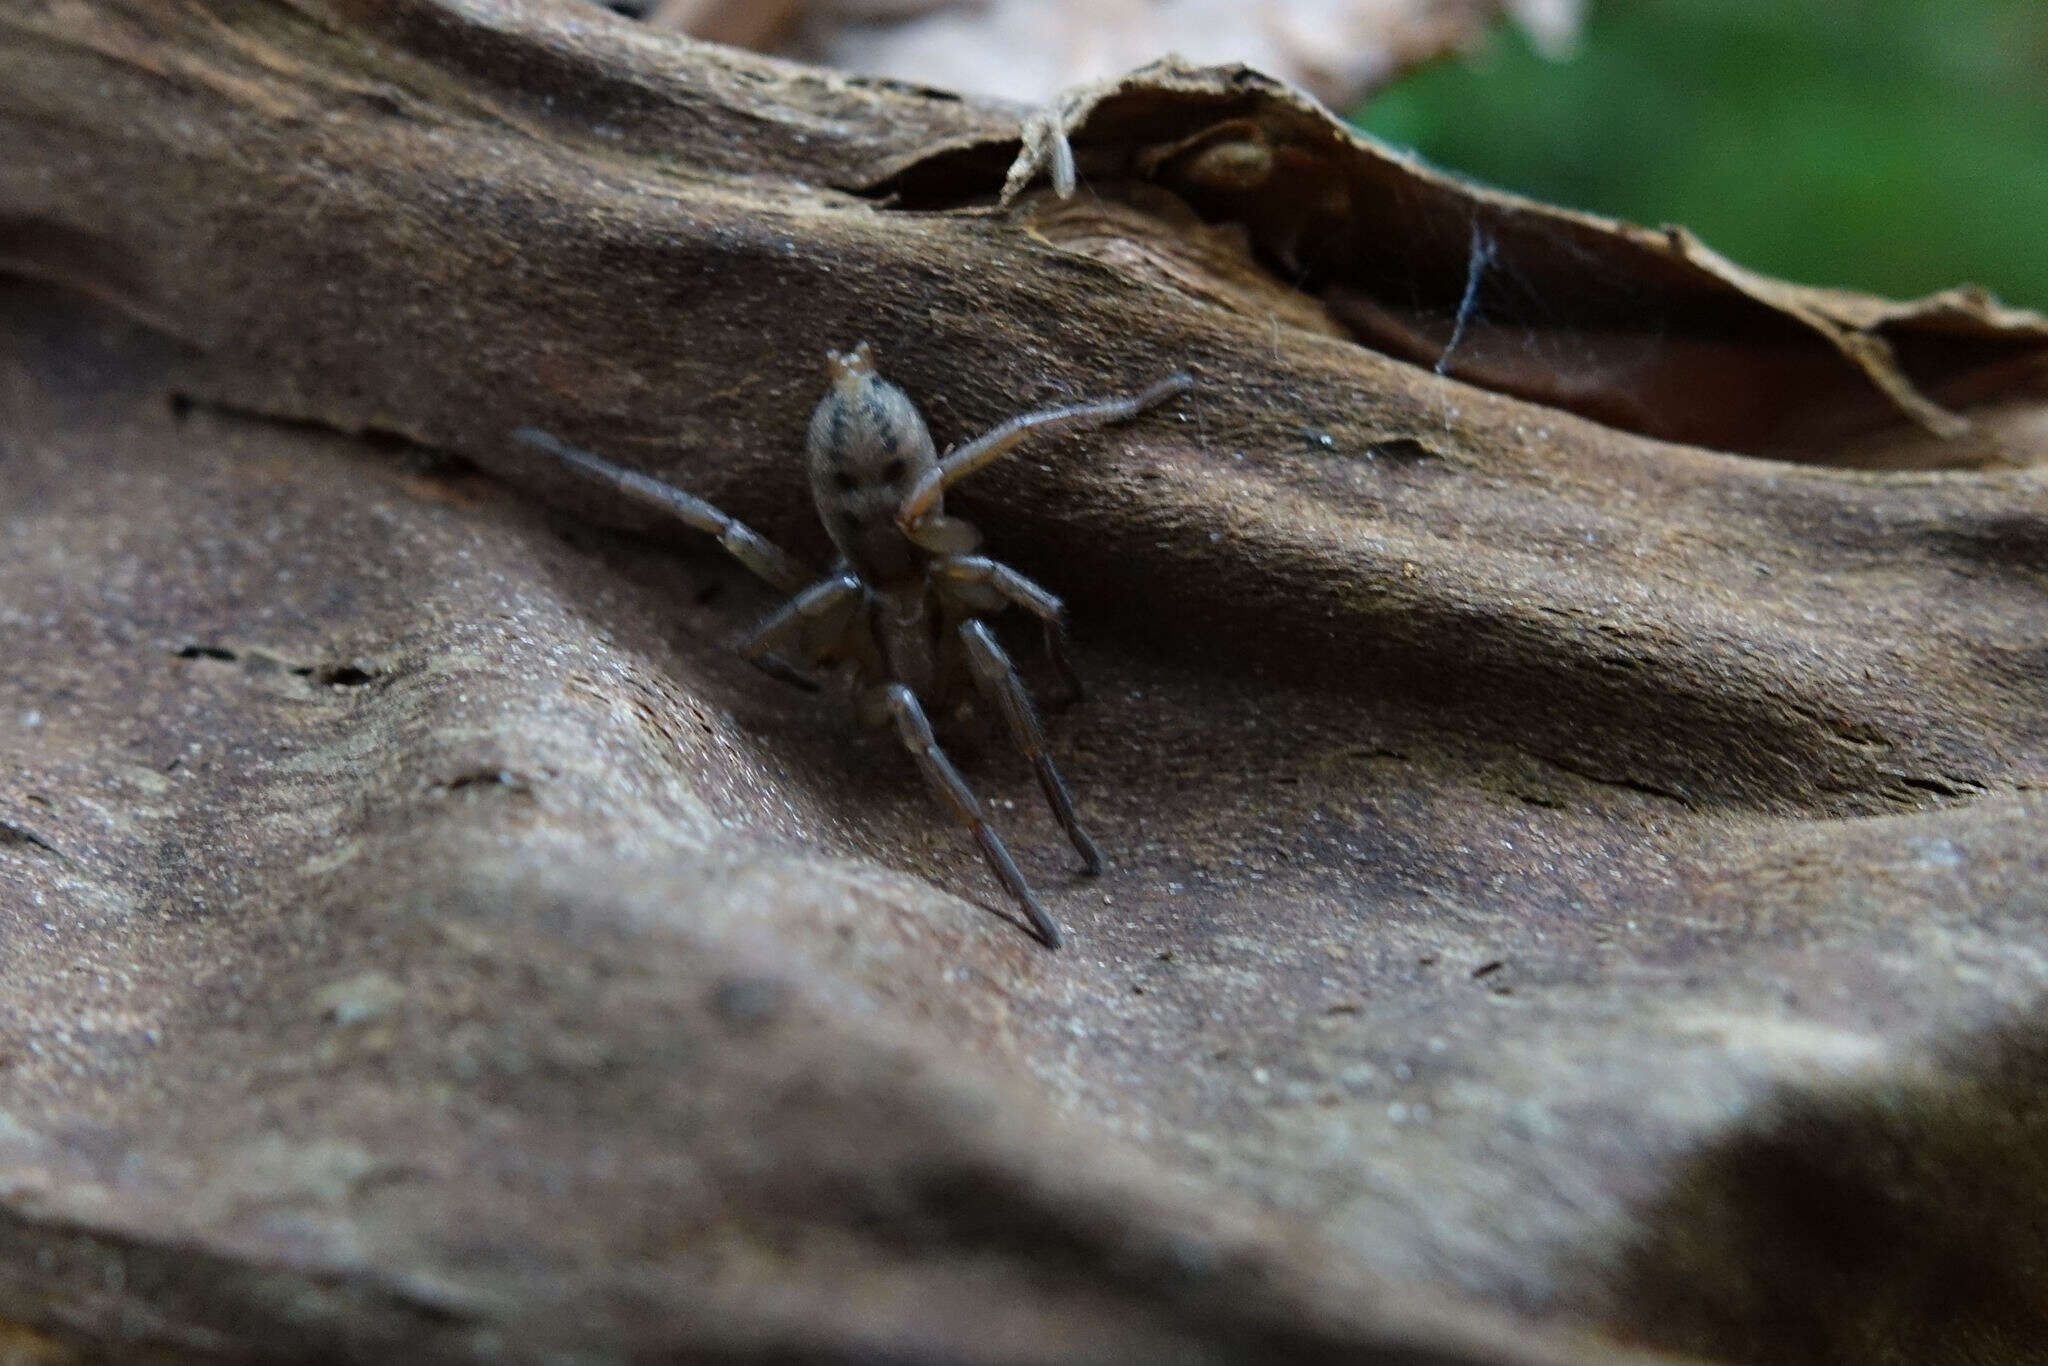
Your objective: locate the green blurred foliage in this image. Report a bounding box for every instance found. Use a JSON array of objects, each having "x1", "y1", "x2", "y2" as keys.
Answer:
[{"x1": 1355, "y1": 0, "x2": 2048, "y2": 308}]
